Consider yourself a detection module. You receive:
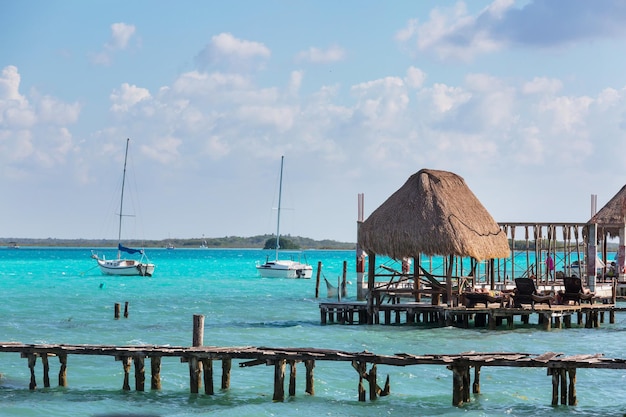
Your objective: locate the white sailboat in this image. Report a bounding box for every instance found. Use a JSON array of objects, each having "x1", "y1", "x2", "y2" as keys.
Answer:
[
  {"x1": 91, "y1": 138, "x2": 155, "y2": 277},
  {"x1": 256, "y1": 156, "x2": 312, "y2": 279}
]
